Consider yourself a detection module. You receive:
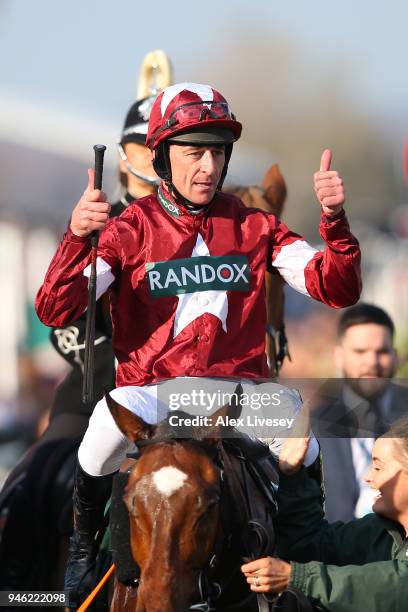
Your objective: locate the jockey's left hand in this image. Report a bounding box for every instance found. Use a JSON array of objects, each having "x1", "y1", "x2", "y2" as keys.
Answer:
[
  {"x1": 278, "y1": 403, "x2": 311, "y2": 475},
  {"x1": 241, "y1": 557, "x2": 292, "y2": 593},
  {"x1": 314, "y1": 149, "x2": 345, "y2": 216}
]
